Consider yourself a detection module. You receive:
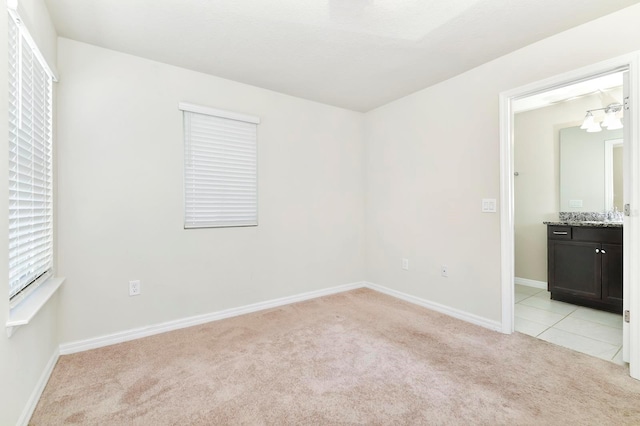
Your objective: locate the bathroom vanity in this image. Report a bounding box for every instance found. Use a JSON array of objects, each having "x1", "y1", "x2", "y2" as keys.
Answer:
[{"x1": 545, "y1": 221, "x2": 622, "y2": 313}]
